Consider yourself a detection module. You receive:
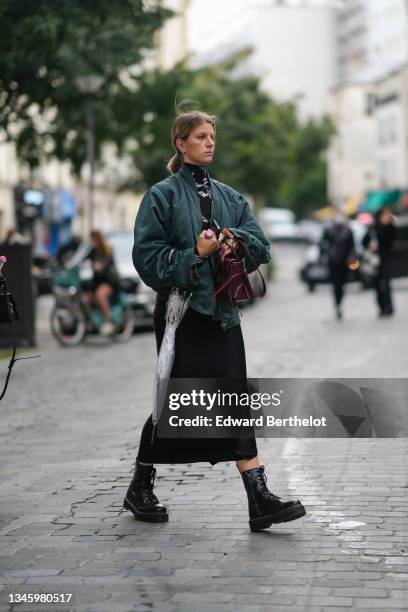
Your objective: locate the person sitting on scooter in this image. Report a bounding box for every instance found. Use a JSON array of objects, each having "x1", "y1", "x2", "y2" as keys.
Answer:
[{"x1": 86, "y1": 230, "x2": 120, "y2": 336}]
